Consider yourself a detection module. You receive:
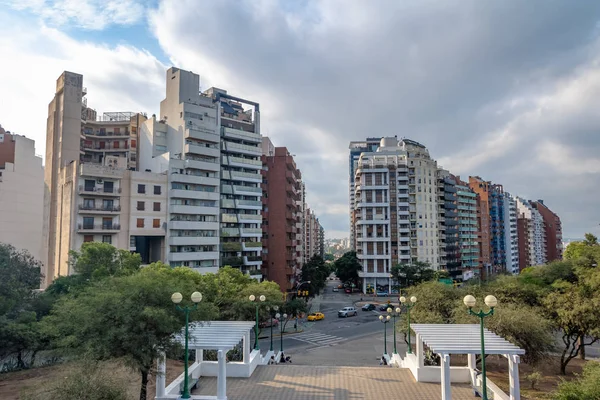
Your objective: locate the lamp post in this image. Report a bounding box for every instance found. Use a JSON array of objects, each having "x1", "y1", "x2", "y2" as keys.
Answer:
[
  {"x1": 464, "y1": 294, "x2": 498, "y2": 400},
  {"x1": 387, "y1": 307, "x2": 402, "y2": 354},
  {"x1": 171, "y1": 291, "x2": 203, "y2": 399},
  {"x1": 399, "y1": 295, "x2": 417, "y2": 354},
  {"x1": 276, "y1": 312, "x2": 287, "y2": 353},
  {"x1": 268, "y1": 305, "x2": 279, "y2": 352},
  {"x1": 249, "y1": 294, "x2": 266, "y2": 350},
  {"x1": 379, "y1": 314, "x2": 391, "y2": 355}
]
